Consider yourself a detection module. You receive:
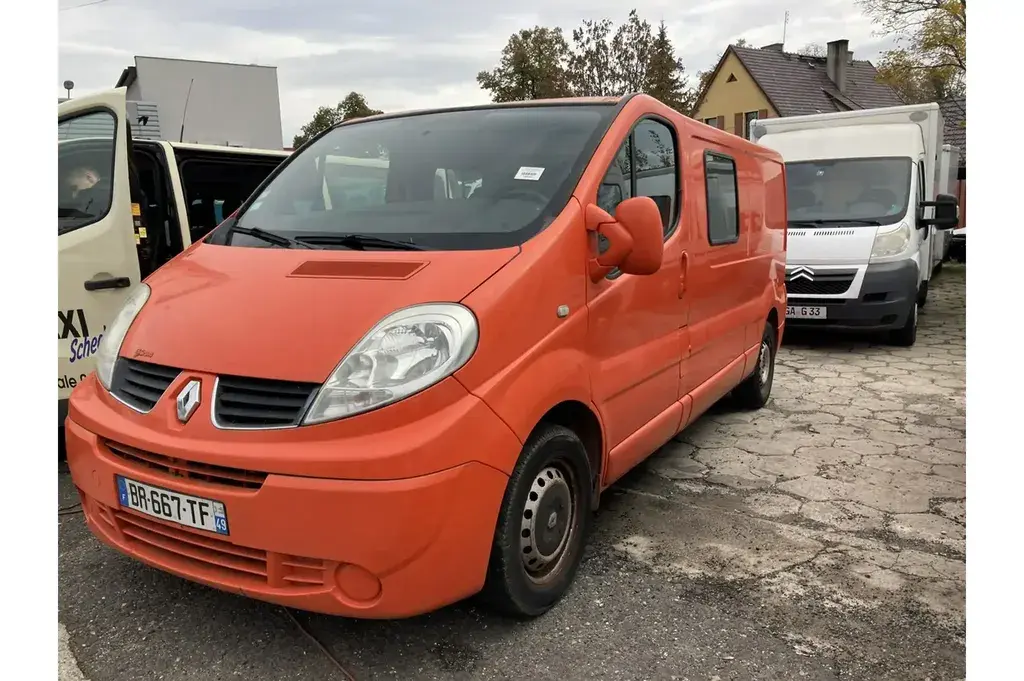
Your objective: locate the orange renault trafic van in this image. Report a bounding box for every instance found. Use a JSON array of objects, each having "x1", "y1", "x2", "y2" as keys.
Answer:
[{"x1": 65, "y1": 94, "x2": 788, "y2": 619}]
